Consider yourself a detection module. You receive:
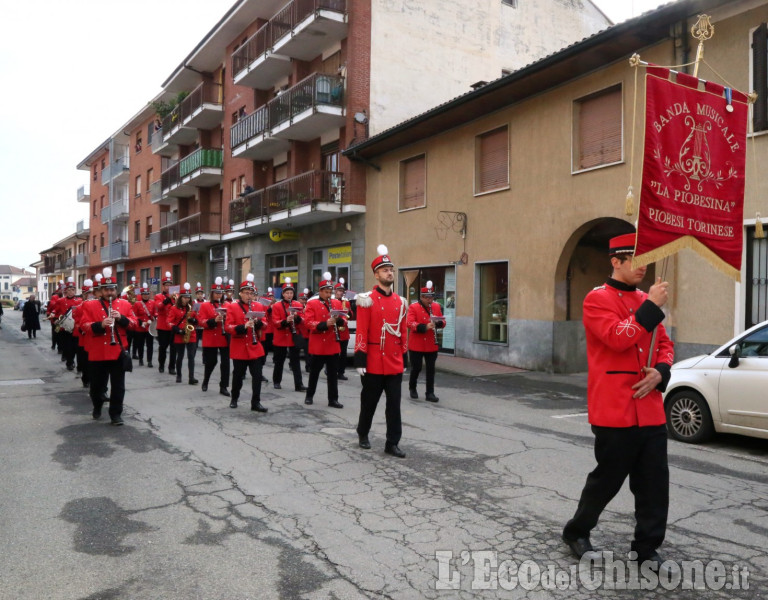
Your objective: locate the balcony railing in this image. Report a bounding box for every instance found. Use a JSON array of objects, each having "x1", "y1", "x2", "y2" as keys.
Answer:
[
  {"x1": 75, "y1": 253, "x2": 89, "y2": 268},
  {"x1": 149, "y1": 180, "x2": 163, "y2": 204},
  {"x1": 272, "y1": 0, "x2": 347, "y2": 60},
  {"x1": 64, "y1": 256, "x2": 75, "y2": 269},
  {"x1": 232, "y1": 23, "x2": 271, "y2": 76},
  {"x1": 231, "y1": 105, "x2": 270, "y2": 149},
  {"x1": 100, "y1": 242, "x2": 129, "y2": 263},
  {"x1": 76, "y1": 219, "x2": 85, "y2": 233},
  {"x1": 179, "y1": 148, "x2": 223, "y2": 177},
  {"x1": 101, "y1": 148, "x2": 130, "y2": 184},
  {"x1": 100, "y1": 198, "x2": 130, "y2": 224},
  {"x1": 77, "y1": 186, "x2": 90, "y2": 203},
  {"x1": 268, "y1": 72, "x2": 344, "y2": 133},
  {"x1": 161, "y1": 161, "x2": 181, "y2": 194},
  {"x1": 230, "y1": 170, "x2": 343, "y2": 227},
  {"x1": 159, "y1": 212, "x2": 222, "y2": 245}
]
